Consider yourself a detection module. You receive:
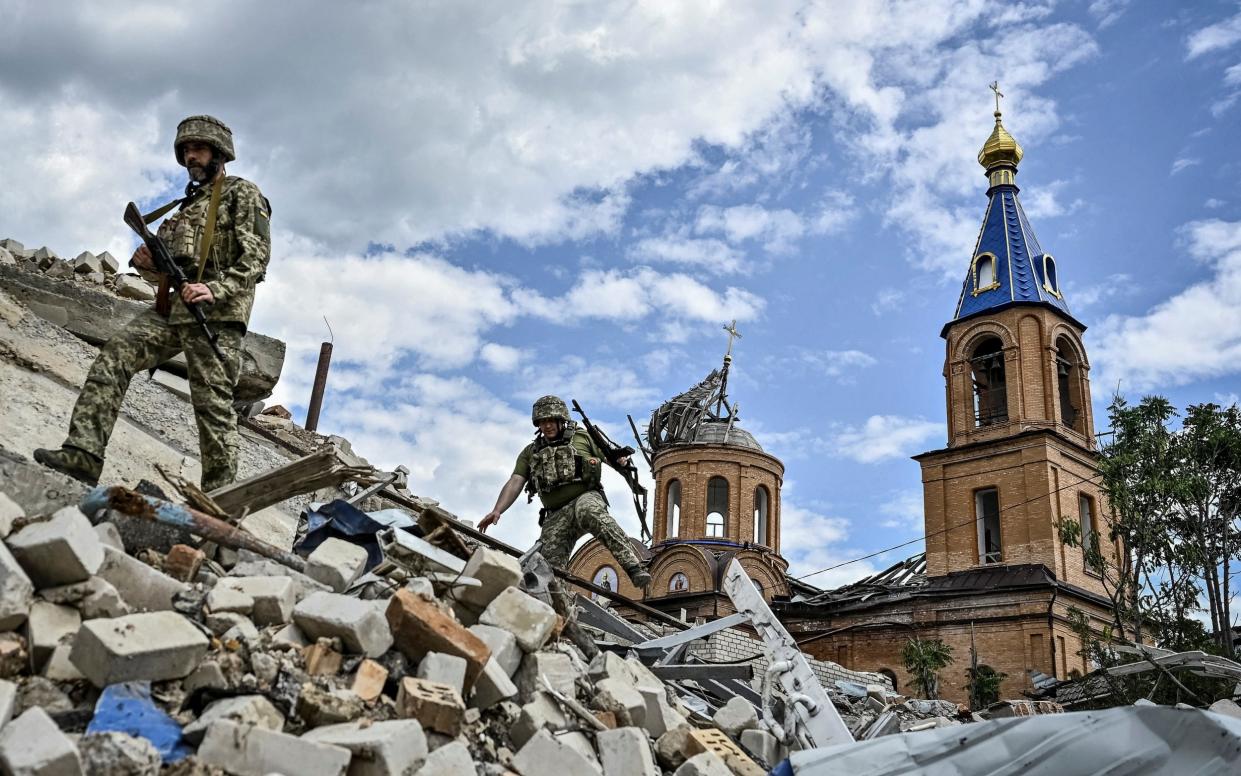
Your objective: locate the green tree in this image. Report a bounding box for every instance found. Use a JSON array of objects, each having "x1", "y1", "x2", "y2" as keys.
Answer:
[
  {"x1": 964, "y1": 664, "x2": 1006, "y2": 710},
  {"x1": 901, "y1": 637, "x2": 953, "y2": 700}
]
